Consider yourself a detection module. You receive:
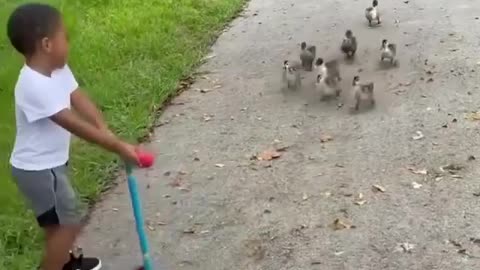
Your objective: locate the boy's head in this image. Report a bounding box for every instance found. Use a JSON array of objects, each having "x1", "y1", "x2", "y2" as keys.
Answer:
[{"x1": 7, "y1": 3, "x2": 68, "y2": 69}]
